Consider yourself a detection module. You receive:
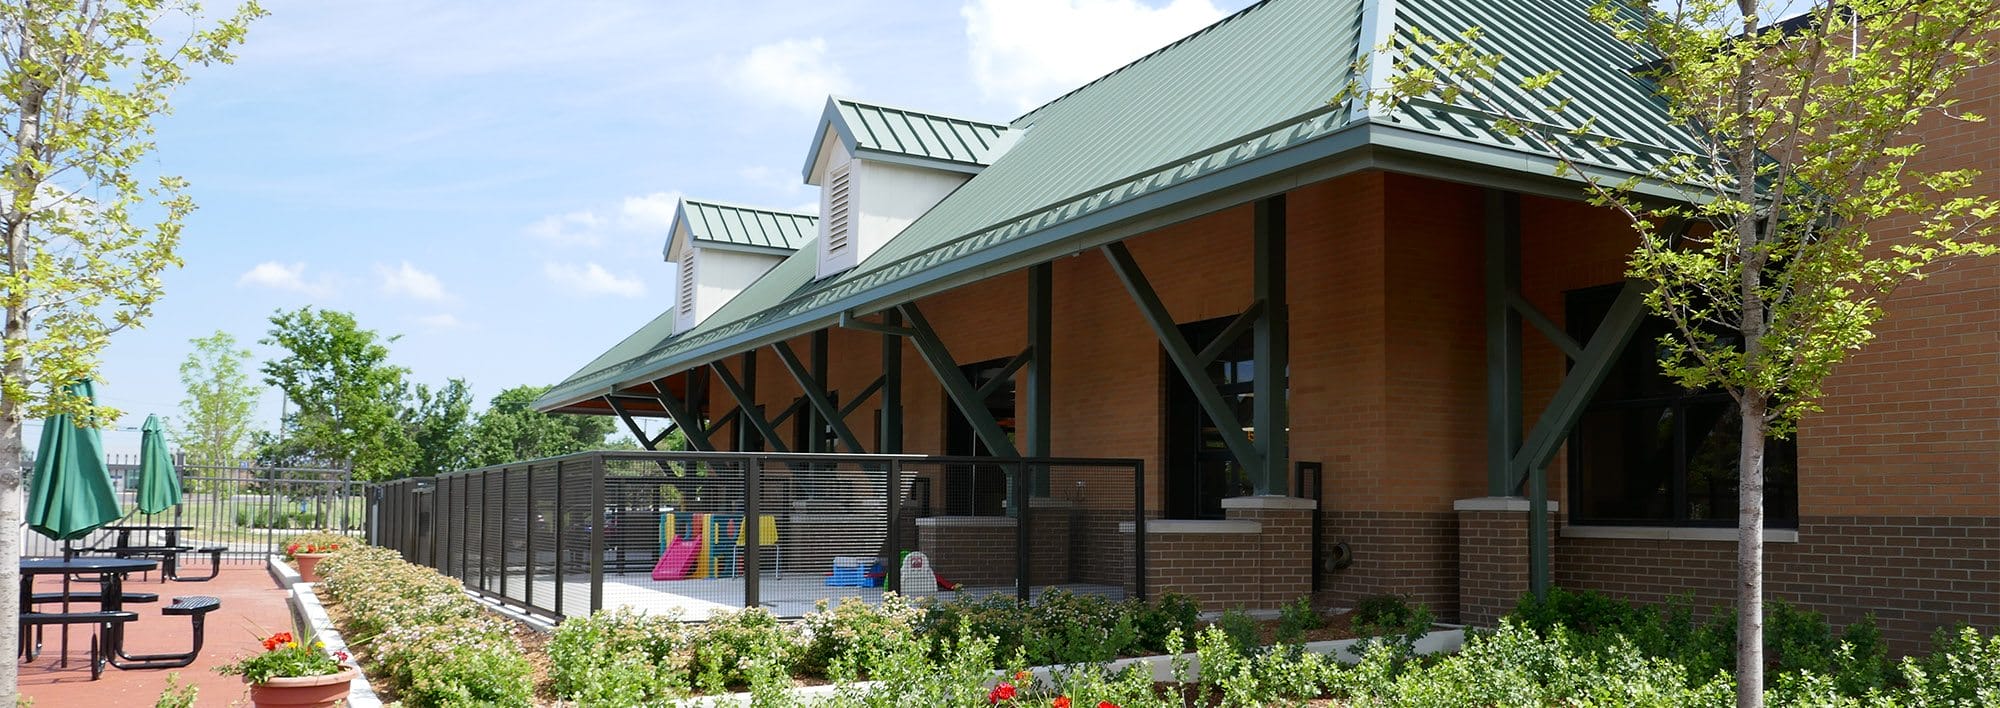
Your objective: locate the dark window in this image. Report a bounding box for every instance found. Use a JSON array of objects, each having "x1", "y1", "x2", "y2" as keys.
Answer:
[
  {"x1": 1565, "y1": 285, "x2": 1799, "y2": 527},
  {"x1": 1165, "y1": 317, "x2": 1274, "y2": 520},
  {"x1": 943, "y1": 358, "x2": 1016, "y2": 516}
]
